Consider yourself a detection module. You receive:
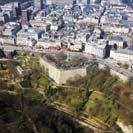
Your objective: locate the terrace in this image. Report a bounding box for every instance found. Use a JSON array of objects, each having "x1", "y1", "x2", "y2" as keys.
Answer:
[{"x1": 43, "y1": 52, "x2": 89, "y2": 70}]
